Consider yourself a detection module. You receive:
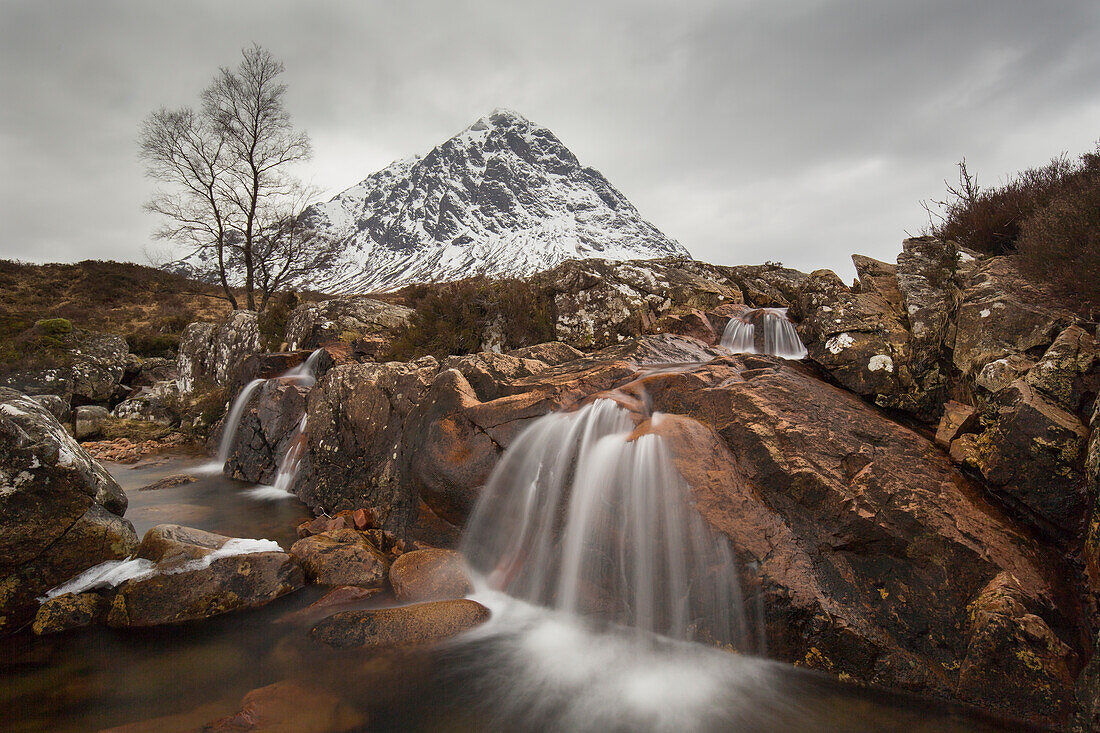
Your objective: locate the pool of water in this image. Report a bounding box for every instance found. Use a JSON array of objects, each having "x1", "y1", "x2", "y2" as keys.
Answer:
[{"x1": 0, "y1": 456, "x2": 1045, "y2": 732}]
